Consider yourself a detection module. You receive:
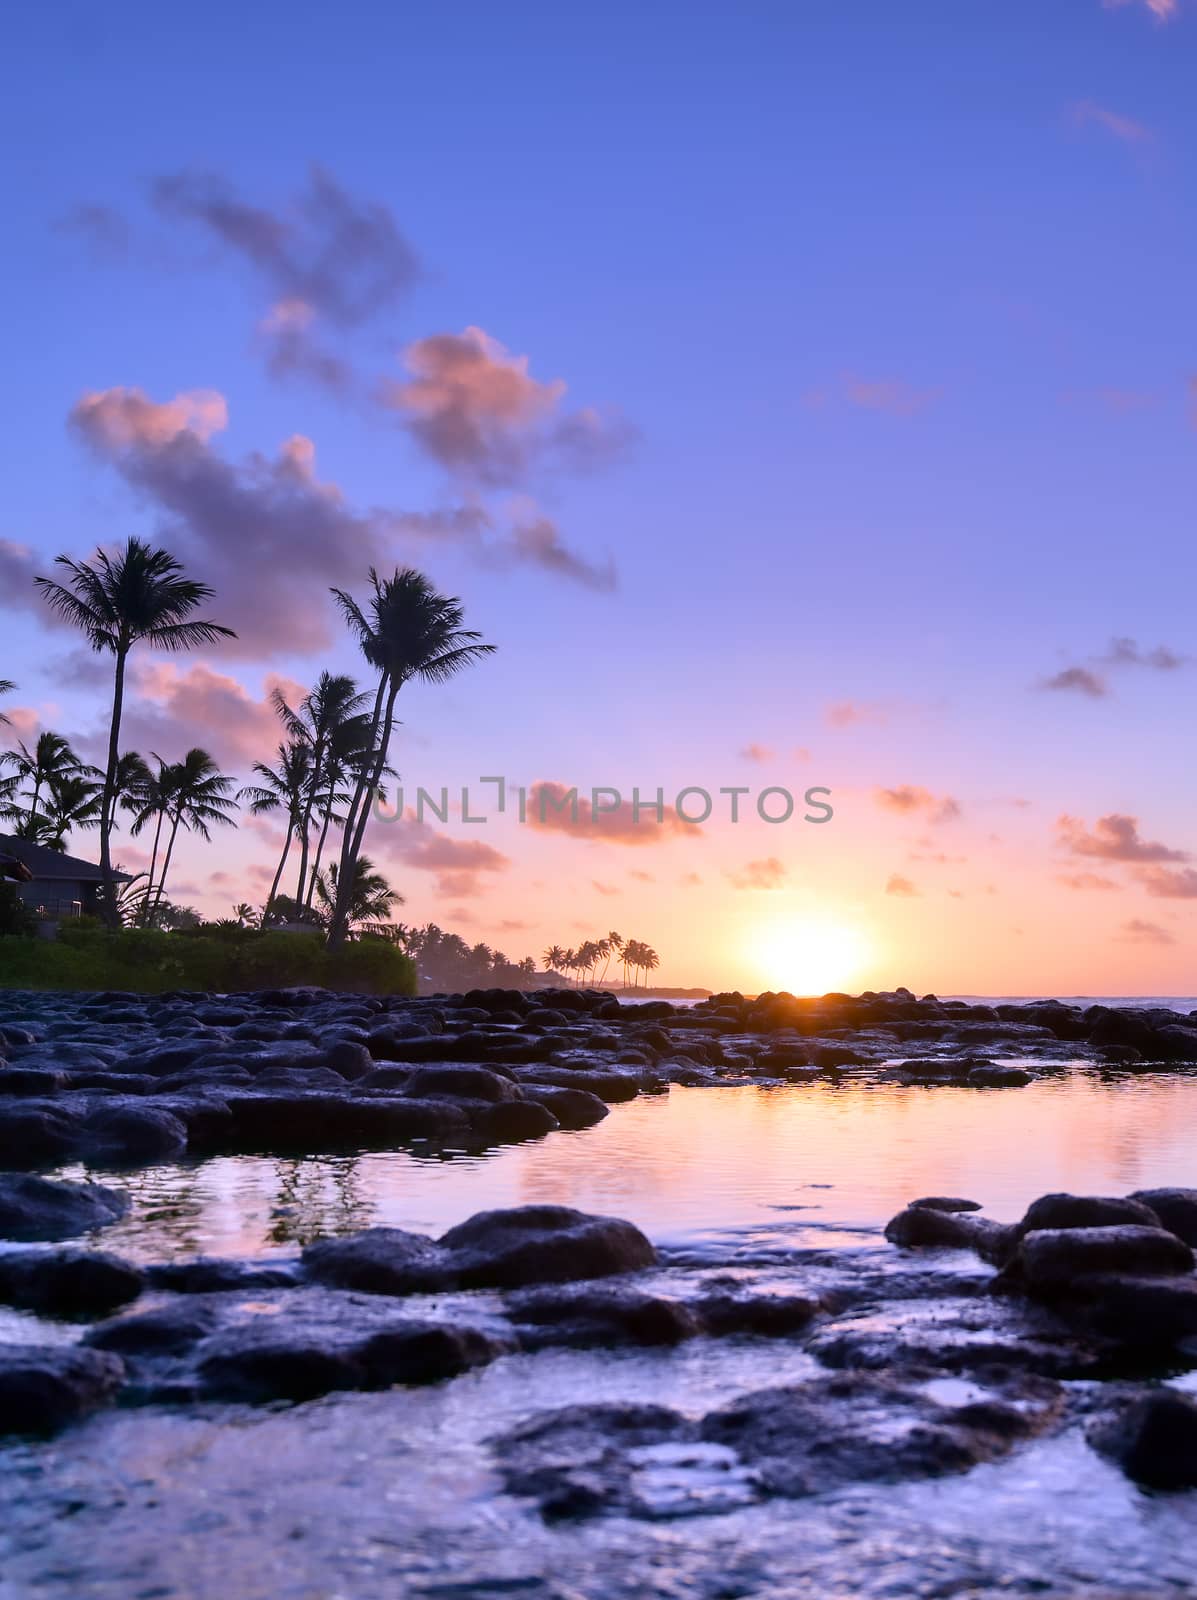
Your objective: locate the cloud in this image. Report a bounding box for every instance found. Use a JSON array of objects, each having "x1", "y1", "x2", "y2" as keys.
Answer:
[
  {"x1": 69, "y1": 386, "x2": 608, "y2": 654},
  {"x1": 679, "y1": 871, "x2": 702, "y2": 887},
  {"x1": 739, "y1": 743, "x2": 775, "y2": 762},
  {"x1": 628, "y1": 868, "x2": 655, "y2": 883},
  {"x1": 380, "y1": 326, "x2": 632, "y2": 485},
  {"x1": 841, "y1": 375, "x2": 939, "y2": 417},
  {"x1": 1039, "y1": 667, "x2": 1109, "y2": 698},
  {"x1": 726, "y1": 857, "x2": 787, "y2": 890},
  {"x1": 1056, "y1": 871, "x2": 1121, "y2": 891},
  {"x1": 885, "y1": 874, "x2": 919, "y2": 898},
  {"x1": 0, "y1": 539, "x2": 42, "y2": 613},
  {"x1": 150, "y1": 165, "x2": 421, "y2": 327},
  {"x1": 525, "y1": 782, "x2": 702, "y2": 847},
  {"x1": 874, "y1": 786, "x2": 961, "y2": 824},
  {"x1": 1070, "y1": 100, "x2": 1153, "y2": 144},
  {"x1": 824, "y1": 700, "x2": 889, "y2": 729},
  {"x1": 374, "y1": 810, "x2": 510, "y2": 899},
  {"x1": 258, "y1": 299, "x2": 354, "y2": 393},
  {"x1": 55, "y1": 203, "x2": 131, "y2": 258},
  {"x1": 1102, "y1": 0, "x2": 1179, "y2": 21},
  {"x1": 1057, "y1": 813, "x2": 1190, "y2": 864},
  {"x1": 113, "y1": 662, "x2": 305, "y2": 771},
  {"x1": 1135, "y1": 866, "x2": 1197, "y2": 899},
  {"x1": 1, "y1": 706, "x2": 41, "y2": 740},
  {"x1": 502, "y1": 516, "x2": 616, "y2": 592},
  {"x1": 591, "y1": 880, "x2": 620, "y2": 897},
  {"x1": 1118, "y1": 918, "x2": 1176, "y2": 946},
  {"x1": 1099, "y1": 637, "x2": 1187, "y2": 671}
]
